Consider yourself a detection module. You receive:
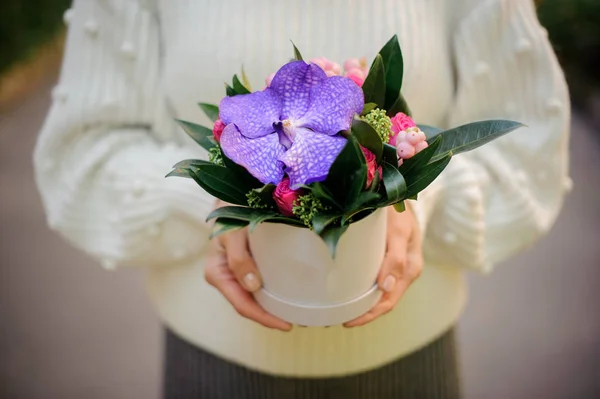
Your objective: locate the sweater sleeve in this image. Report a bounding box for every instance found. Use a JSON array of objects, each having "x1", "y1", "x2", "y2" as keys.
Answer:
[
  {"x1": 33, "y1": 0, "x2": 214, "y2": 269},
  {"x1": 415, "y1": 0, "x2": 571, "y2": 273}
]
